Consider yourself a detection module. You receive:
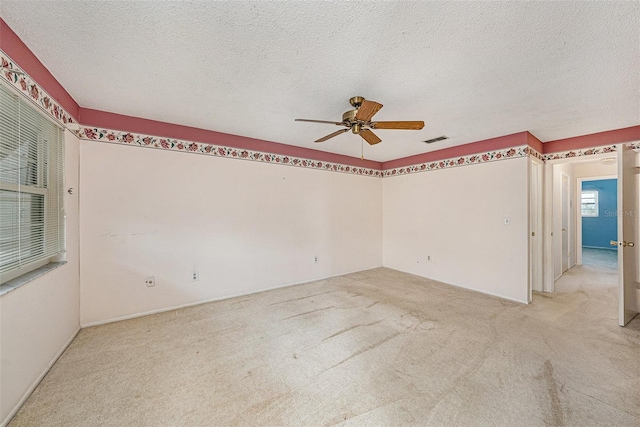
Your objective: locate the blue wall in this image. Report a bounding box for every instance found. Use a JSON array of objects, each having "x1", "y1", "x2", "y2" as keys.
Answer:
[{"x1": 582, "y1": 179, "x2": 617, "y2": 249}]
